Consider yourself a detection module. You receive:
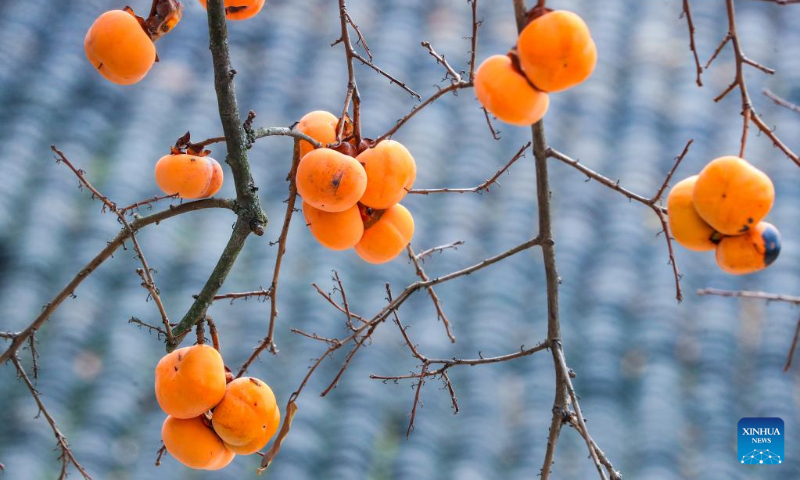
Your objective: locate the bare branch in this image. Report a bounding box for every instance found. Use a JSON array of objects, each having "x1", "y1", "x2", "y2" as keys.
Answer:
[
  {"x1": 697, "y1": 288, "x2": 800, "y2": 304},
  {"x1": 764, "y1": 88, "x2": 800, "y2": 113},
  {"x1": 681, "y1": 0, "x2": 703, "y2": 86},
  {"x1": 12, "y1": 356, "x2": 93, "y2": 479},
  {"x1": 409, "y1": 142, "x2": 530, "y2": 195},
  {"x1": 407, "y1": 245, "x2": 455, "y2": 342},
  {"x1": 414, "y1": 240, "x2": 465, "y2": 262}
]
